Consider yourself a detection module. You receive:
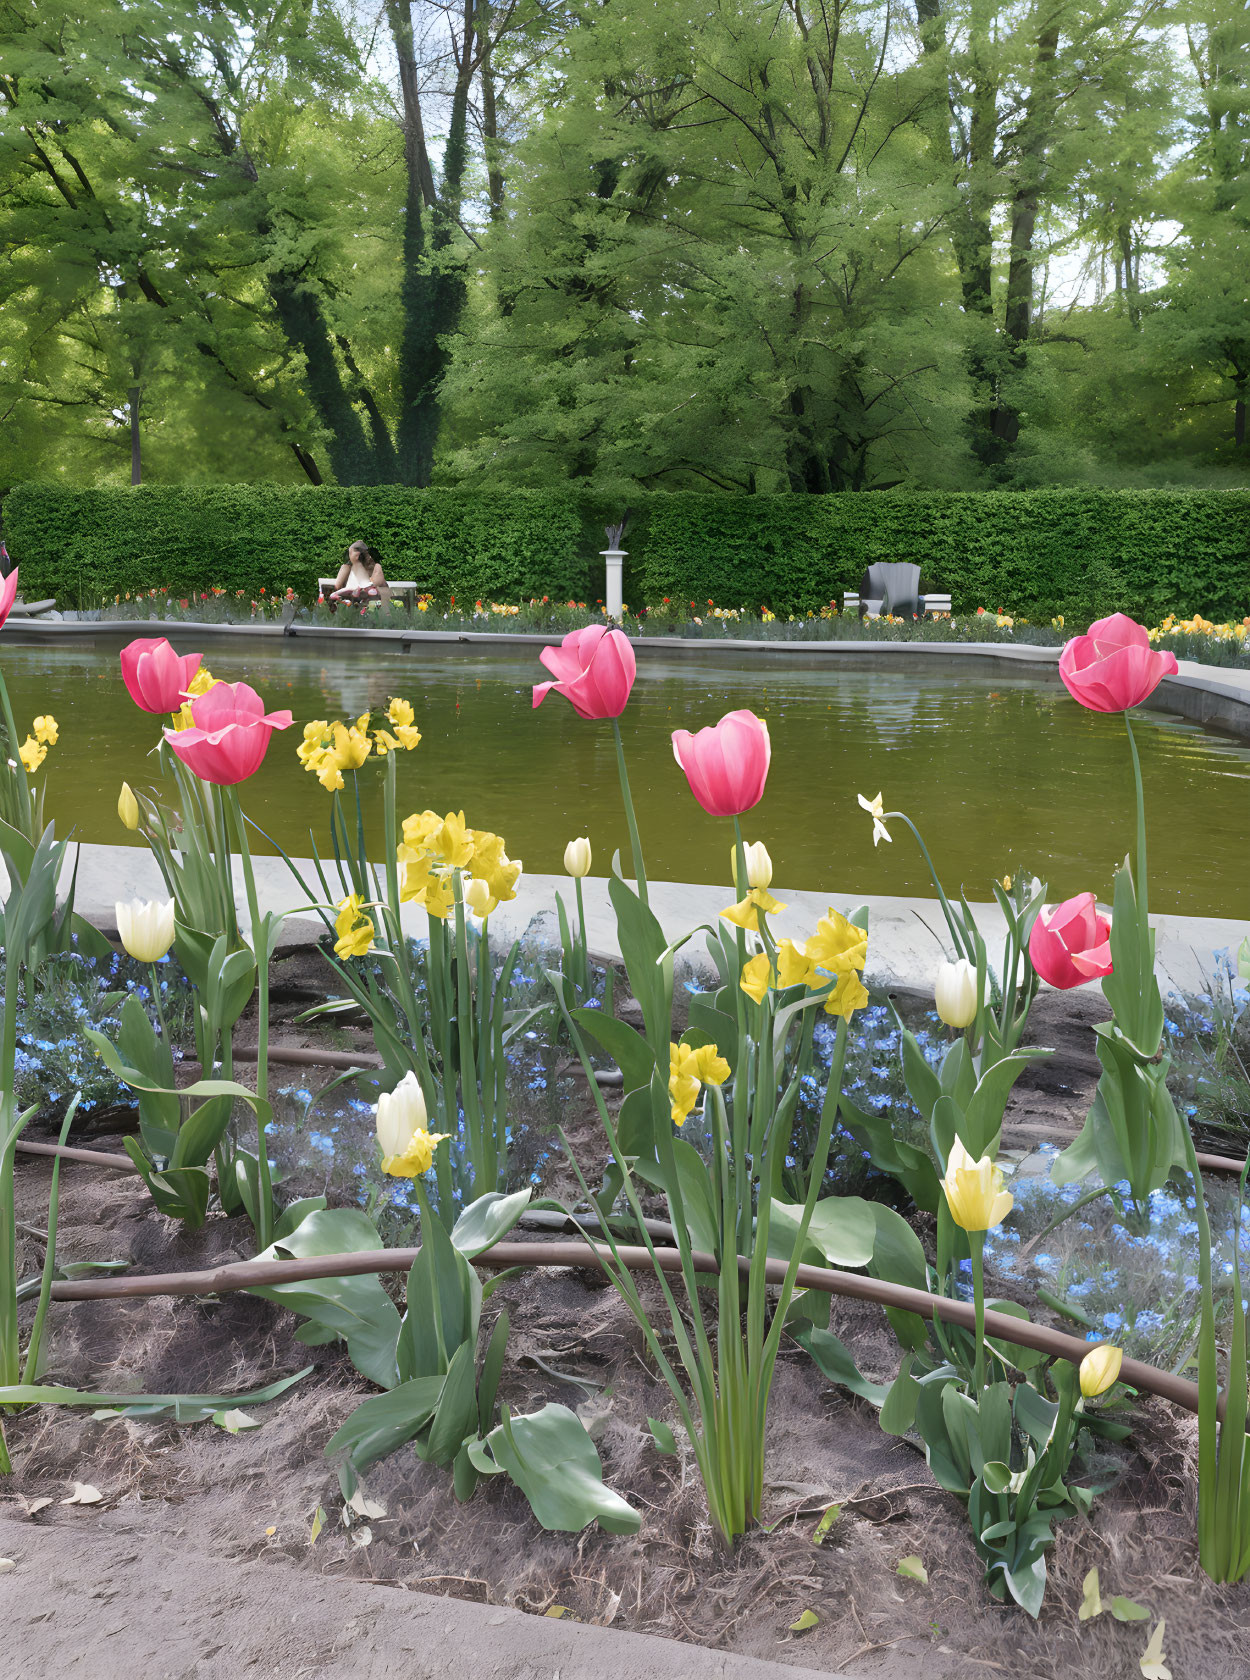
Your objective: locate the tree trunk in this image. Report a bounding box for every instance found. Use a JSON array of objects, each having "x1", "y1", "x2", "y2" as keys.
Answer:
[
  {"x1": 990, "y1": 19, "x2": 1061, "y2": 445},
  {"x1": 127, "y1": 384, "x2": 141, "y2": 484},
  {"x1": 270, "y1": 273, "x2": 378, "y2": 484},
  {"x1": 1236, "y1": 395, "x2": 1246, "y2": 448}
]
